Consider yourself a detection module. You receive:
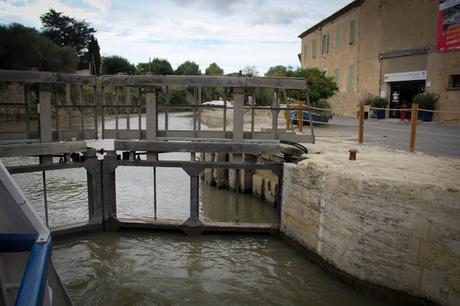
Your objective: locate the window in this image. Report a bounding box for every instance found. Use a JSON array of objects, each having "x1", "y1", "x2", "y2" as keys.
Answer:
[
  {"x1": 334, "y1": 68, "x2": 340, "y2": 86},
  {"x1": 335, "y1": 27, "x2": 341, "y2": 49},
  {"x1": 322, "y1": 33, "x2": 329, "y2": 54},
  {"x1": 349, "y1": 20, "x2": 356, "y2": 45},
  {"x1": 347, "y1": 65, "x2": 354, "y2": 91},
  {"x1": 312, "y1": 39, "x2": 317, "y2": 58},
  {"x1": 449, "y1": 74, "x2": 460, "y2": 88},
  {"x1": 303, "y1": 44, "x2": 308, "y2": 62}
]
